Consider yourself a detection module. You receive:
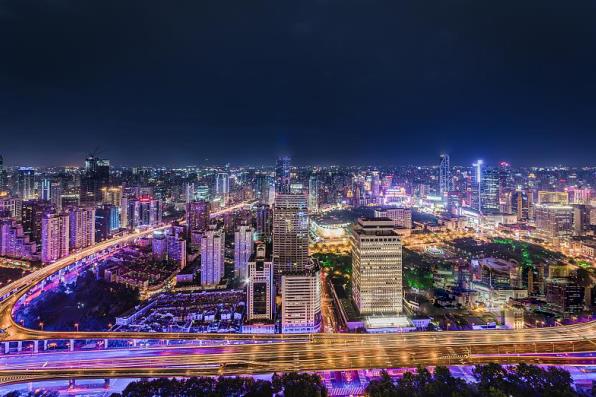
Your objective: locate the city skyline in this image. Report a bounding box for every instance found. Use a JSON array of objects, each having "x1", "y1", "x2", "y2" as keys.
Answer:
[{"x1": 1, "y1": 0, "x2": 595, "y2": 166}]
